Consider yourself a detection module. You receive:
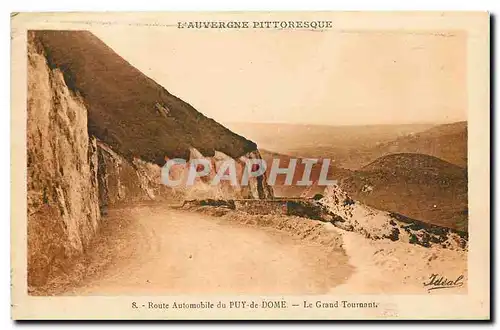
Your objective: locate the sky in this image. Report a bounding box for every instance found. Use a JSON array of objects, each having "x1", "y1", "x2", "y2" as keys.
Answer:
[{"x1": 91, "y1": 26, "x2": 467, "y2": 126}]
